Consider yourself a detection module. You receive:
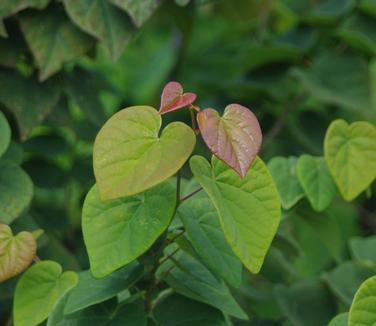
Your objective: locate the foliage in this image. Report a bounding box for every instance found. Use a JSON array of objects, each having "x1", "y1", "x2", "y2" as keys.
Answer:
[{"x1": 1, "y1": 0, "x2": 376, "y2": 325}]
